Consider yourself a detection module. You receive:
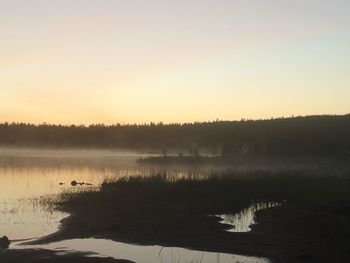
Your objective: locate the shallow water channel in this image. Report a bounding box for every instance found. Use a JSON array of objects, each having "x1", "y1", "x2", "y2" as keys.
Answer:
[
  {"x1": 0, "y1": 148, "x2": 271, "y2": 263},
  {"x1": 216, "y1": 202, "x2": 281, "y2": 232}
]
